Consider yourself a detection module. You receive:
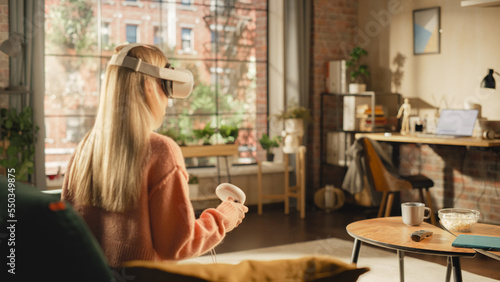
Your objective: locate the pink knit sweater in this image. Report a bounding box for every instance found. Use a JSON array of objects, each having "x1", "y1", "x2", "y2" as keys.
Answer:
[{"x1": 62, "y1": 133, "x2": 246, "y2": 268}]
